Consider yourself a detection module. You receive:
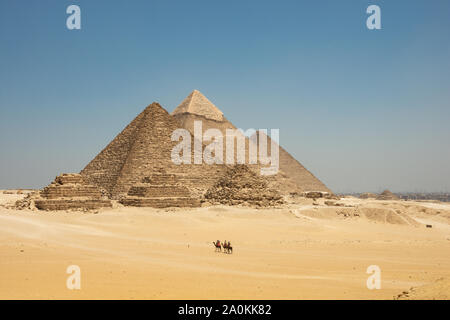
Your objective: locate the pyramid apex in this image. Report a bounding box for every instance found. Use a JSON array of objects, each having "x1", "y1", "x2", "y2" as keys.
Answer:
[
  {"x1": 143, "y1": 101, "x2": 170, "y2": 114},
  {"x1": 146, "y1": 101, "x2": 162, "y2": 108},
  {"x1": 172, "y1": 90, "x2": 224, "y2": 121}
]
